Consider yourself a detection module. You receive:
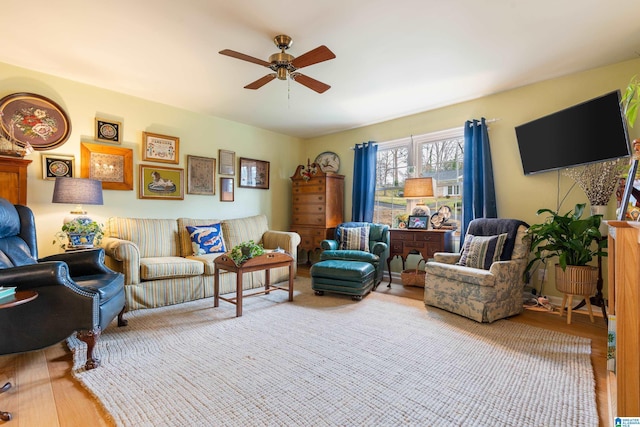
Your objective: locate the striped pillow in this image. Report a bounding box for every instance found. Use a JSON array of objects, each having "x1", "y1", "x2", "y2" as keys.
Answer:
[
  {"x1": 458, "y1": 233, "x2": 508, "y2": 270},
  {"x1": 338, "y1": 227, "x2": 370, "y2": 252}
]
